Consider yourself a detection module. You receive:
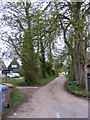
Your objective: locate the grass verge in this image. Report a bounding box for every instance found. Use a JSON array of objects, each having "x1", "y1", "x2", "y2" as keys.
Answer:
[
  {"x1": 2, "y1": 86, "x2": 23, "y2": 116},
  {"x1": 66, "y1": 78, "x2": 90, "y2": 98},
  {"x1": 2, "y1": 77, "x2": 25, "y2": 86},
  {"x1": 2, "y1": 75, "x2": 56, "y2": 86},
  {"x1": 39, "y1": 75, "x2": 56, "y2": 85}
]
